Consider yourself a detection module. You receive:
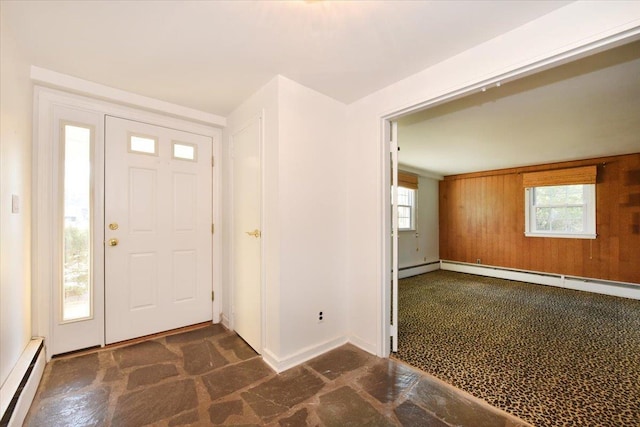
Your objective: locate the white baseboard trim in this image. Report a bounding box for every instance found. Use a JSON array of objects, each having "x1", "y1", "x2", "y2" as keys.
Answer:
[
  {"x1": 441, "y1": 261, "x2": 640, "y2": 300},
  {"x1": 347, "y1": 335, "x2": 378, "y2": 357},
  {"x1": 1, "y1": 338, "x2": 45, "y2": 426},
  {"x1": 261, "y1": 336, "x2": 348, "y2": 373},
  {"x1": 220, "y1": 313, "x2": 230, "y2": 330},
  {"x1": 398, "y1": 262, "x2": 440, "y2": 279},
  {"x1": 260, "y1": 349, "x2": 280, "y2": 373}
]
